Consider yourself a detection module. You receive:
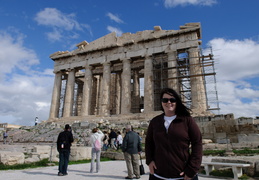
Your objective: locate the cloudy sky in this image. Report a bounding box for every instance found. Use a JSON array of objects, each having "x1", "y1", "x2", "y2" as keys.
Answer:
[{"x1": 0, "y1": 0, "x2": 259, "y2": 126}]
